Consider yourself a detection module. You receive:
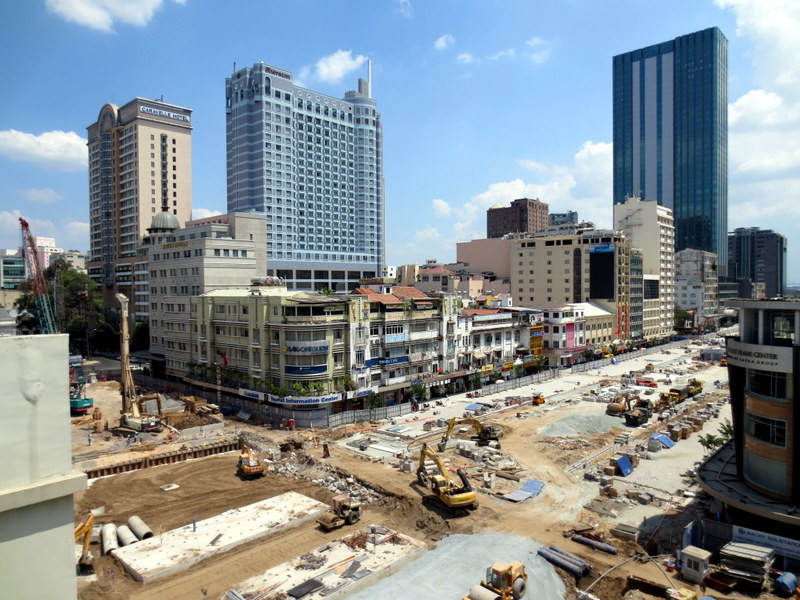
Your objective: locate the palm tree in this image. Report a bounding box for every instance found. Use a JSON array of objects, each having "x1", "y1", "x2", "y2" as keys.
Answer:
[
  {"x1": 698, "y1": 434, "x2": 724, "y2": 456},
  {"x1": 717, "y1": 419, "x2": 734, "y2": 441}
]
